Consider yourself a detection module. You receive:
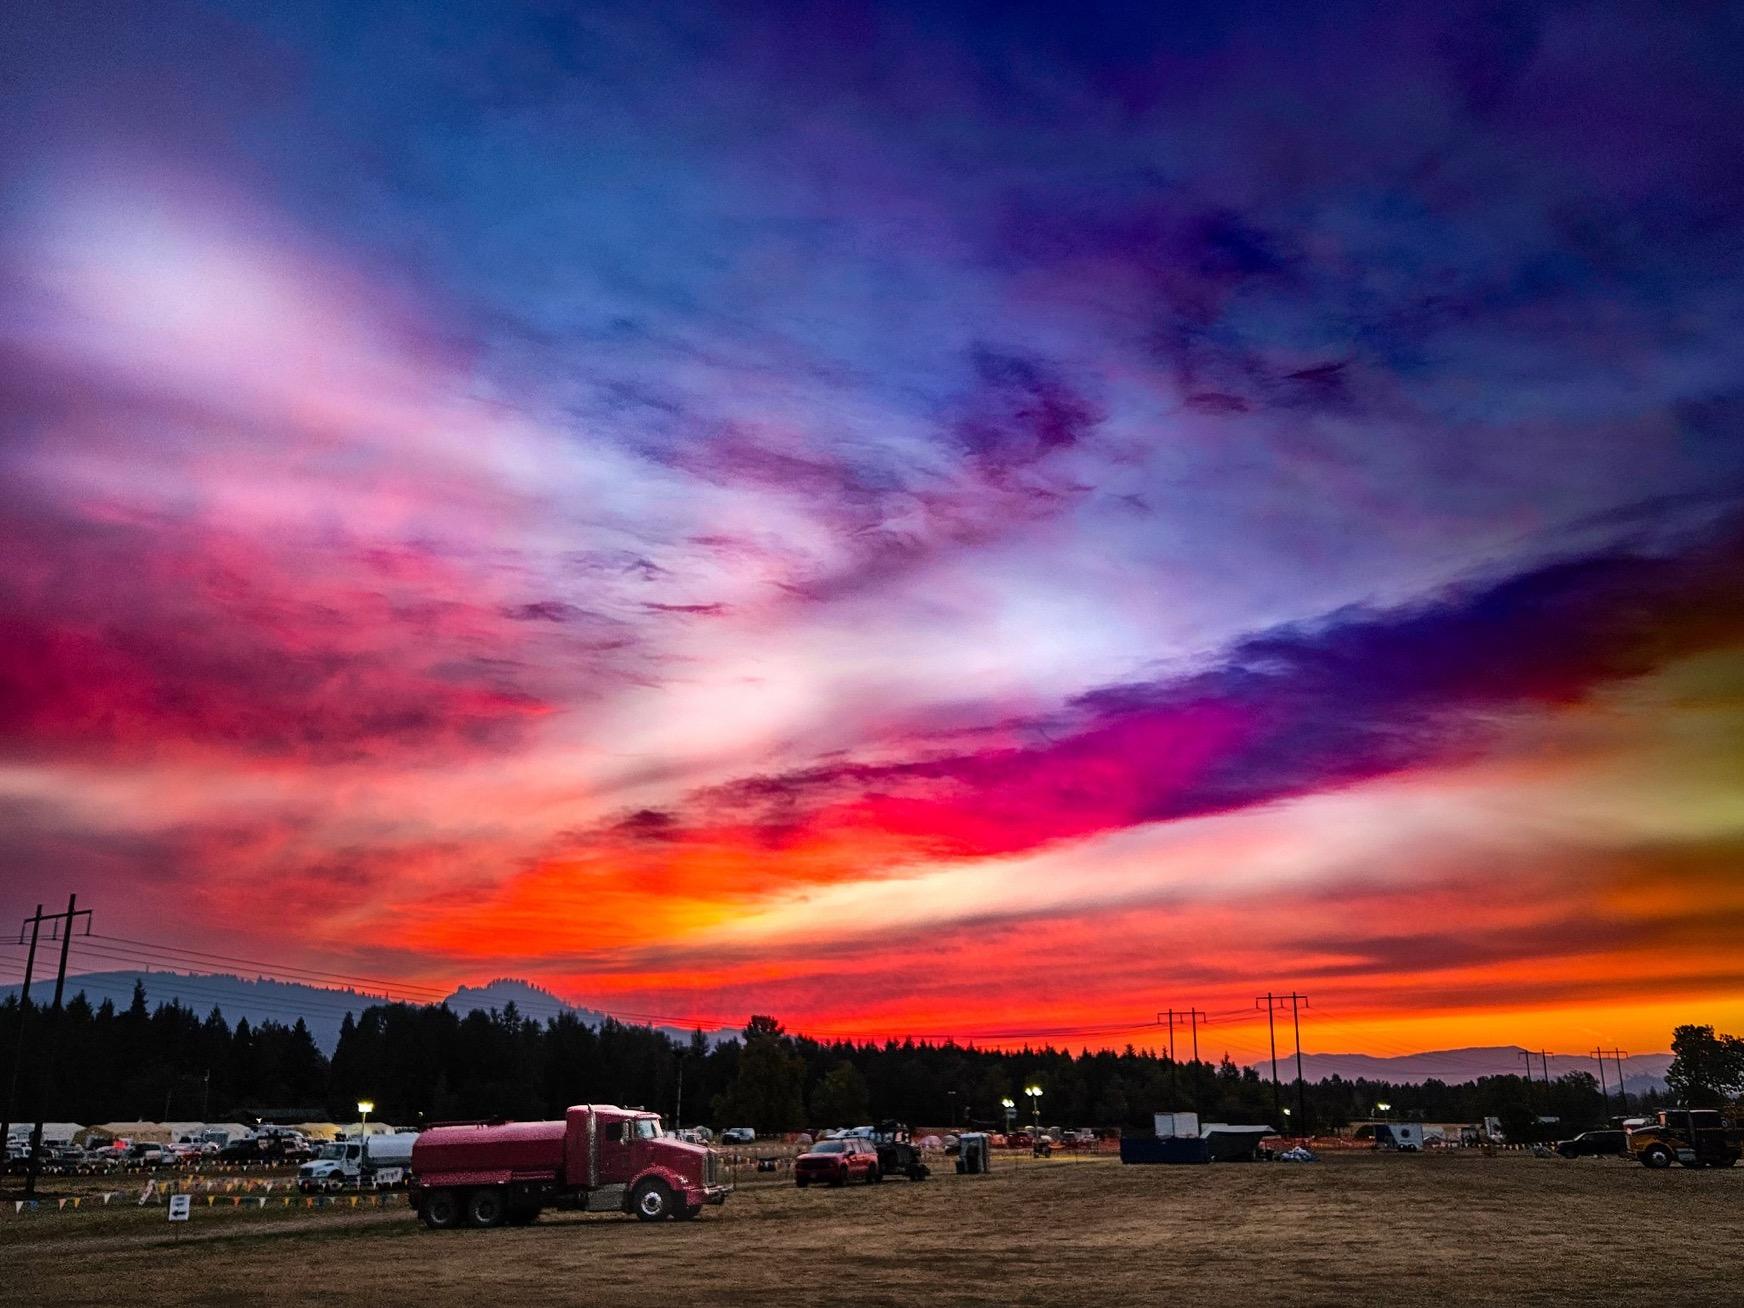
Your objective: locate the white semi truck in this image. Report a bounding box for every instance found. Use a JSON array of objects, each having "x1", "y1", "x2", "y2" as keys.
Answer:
[{"x1": 297, "y1": 1132, "x2": 419, "y2": 1192}]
